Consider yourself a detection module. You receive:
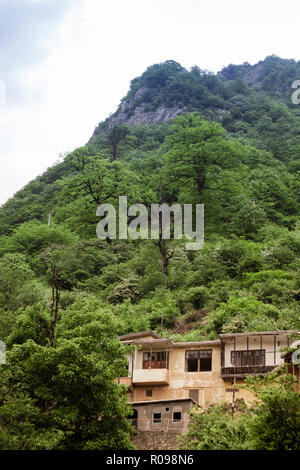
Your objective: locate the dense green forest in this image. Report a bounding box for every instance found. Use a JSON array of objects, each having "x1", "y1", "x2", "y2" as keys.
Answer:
[{"x1": 0, "y1": 56, "x2": 299, "y2": 449}]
